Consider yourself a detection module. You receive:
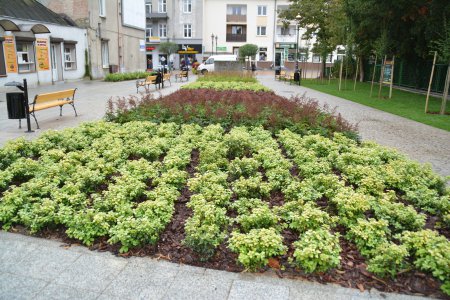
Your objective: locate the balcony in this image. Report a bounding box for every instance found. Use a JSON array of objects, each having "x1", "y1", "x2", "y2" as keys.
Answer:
[
  {"x1": 226, "y1": 34, "x2": 246, "y2": 42},
  {"x1": 146, "y1": 12, "x2": 168, "y2": 19},
  {"x1": 226, "y1": 14, "x2": 246, "y2": 23}
]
